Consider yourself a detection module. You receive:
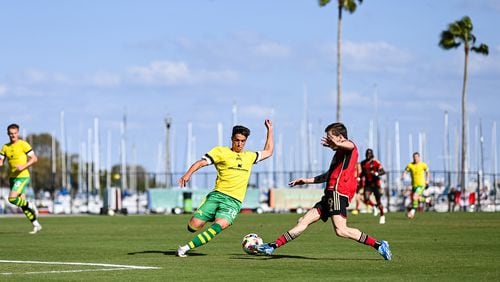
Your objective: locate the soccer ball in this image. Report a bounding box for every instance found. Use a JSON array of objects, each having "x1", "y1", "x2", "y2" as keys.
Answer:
[{"x1": 241, "y1": 233, "x2": 263, "y2": 255}]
